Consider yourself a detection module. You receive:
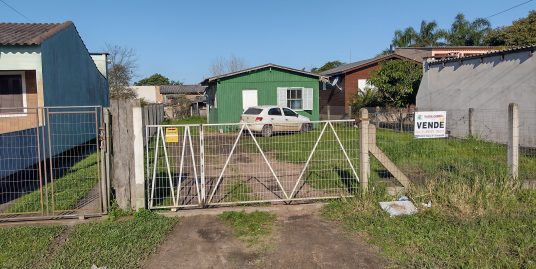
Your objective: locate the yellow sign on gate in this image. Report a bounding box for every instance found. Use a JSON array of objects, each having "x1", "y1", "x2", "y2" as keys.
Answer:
[{"x1": 165, "y1": 127, "x2": 179, "y2": 143}]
